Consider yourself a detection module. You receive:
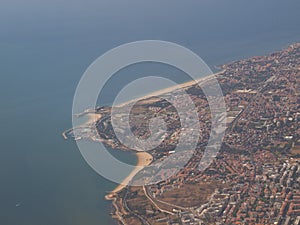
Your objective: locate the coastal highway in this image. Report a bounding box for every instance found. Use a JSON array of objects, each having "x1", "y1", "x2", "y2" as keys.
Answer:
[
  {"x1": 143, "y1": 185, "x2": 175, "y2": 215},
  {"x1": 123, "y1": 189, "x2": 151, "y2": 225}
]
